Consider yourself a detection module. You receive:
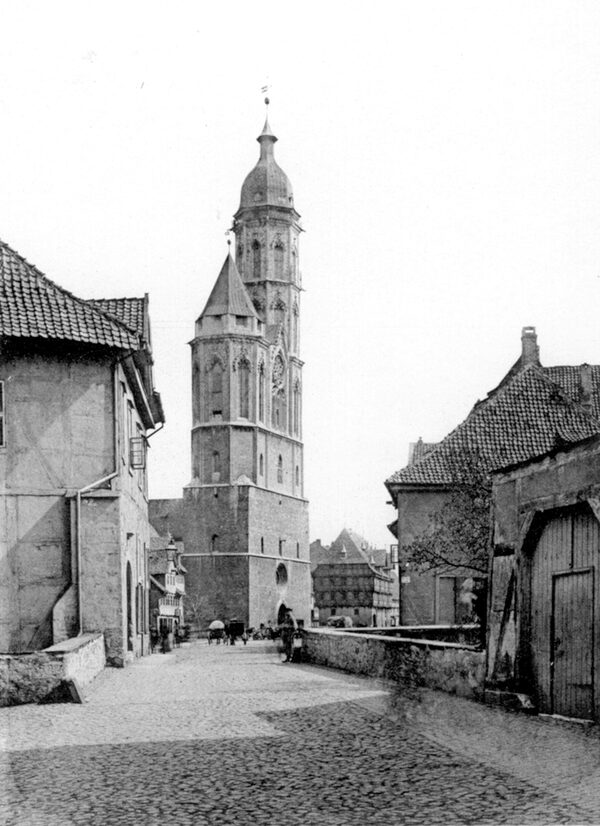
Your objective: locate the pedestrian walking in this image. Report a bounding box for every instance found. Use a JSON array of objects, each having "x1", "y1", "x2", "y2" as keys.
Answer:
[
  {"x1": 280, "y1": 607, "x2": 296, "y2": 662},
  {"x1": 160, "y1": 623, "x2": 170, "y2": 654}
]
